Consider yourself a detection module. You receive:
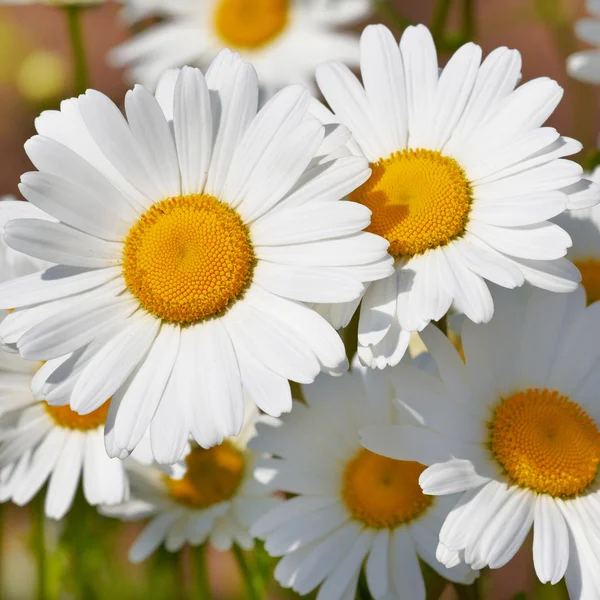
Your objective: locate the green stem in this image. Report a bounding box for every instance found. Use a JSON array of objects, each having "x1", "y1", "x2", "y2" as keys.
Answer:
[
  {"x1": 462, "y1": 0, "x2": 475, "y2": 41},
  {"x1": 65, "y1": 5, "x2": 89, "y2": 95},
  {"x1": 30, "y1": 494, "x2": 48, "y2": 600},
  {"x1": 437, "y1": 313, "x2": 449, "y2": 336},
  {"x1": 232, "y1": 545, "x2": 262, "y2": 600},
  {"x1": 193, "y1": 545, "x2": 212, "y2": 599},
  {"x1": 370, "y1": 0, "x2": 412, "y2": 31},
  {"x1": 455, "y1": 583, "x2": 482, "y2": 600},
  {"x1": 431, "y1": 0, "x2": 453, "y2": 45}
]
